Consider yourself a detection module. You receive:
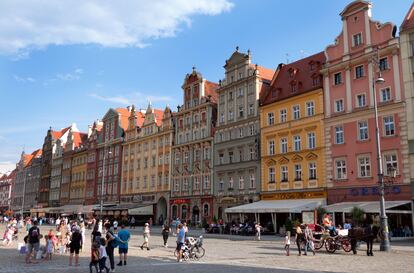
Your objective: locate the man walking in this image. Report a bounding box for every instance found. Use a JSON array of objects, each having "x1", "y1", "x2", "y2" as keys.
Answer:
[
  {"x1": 304, "y1": 224, "x2": 315, "y2": 256},
  {"x1": 176, "y1": 223, "x2": 185, "y2": 262},
  {"x1": 26, "y1": 220, "x2": 40, "y2": 264},
  {"x1": 117, "y1": 224, "x2": 130, "y2": 266}
]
